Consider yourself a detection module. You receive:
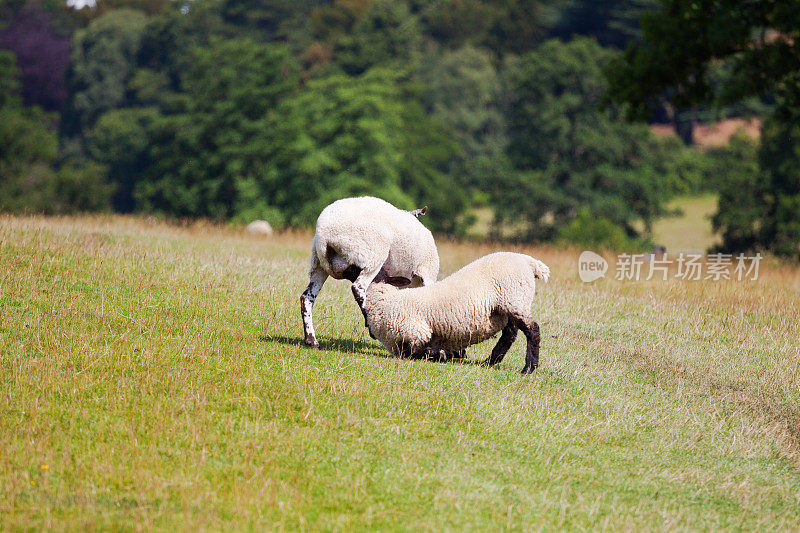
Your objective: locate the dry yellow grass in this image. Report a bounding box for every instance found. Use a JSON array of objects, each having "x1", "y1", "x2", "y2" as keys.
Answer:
[{"x1": 1, "y1": 215, "x2": 799, "y2": 530}]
